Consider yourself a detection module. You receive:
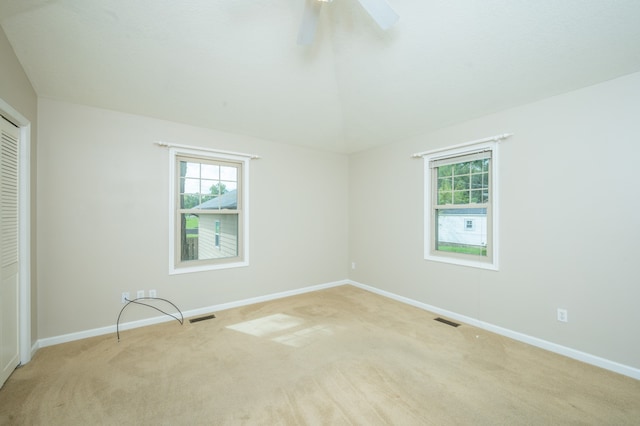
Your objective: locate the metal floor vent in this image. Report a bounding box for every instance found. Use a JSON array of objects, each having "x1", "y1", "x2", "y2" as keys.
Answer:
[
  {"x1": 434, "y1": 317, "x2": 460, "y2": 327},
  {"x1": 189, "y1": 314, "x2": 216, "y2": 323}
]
